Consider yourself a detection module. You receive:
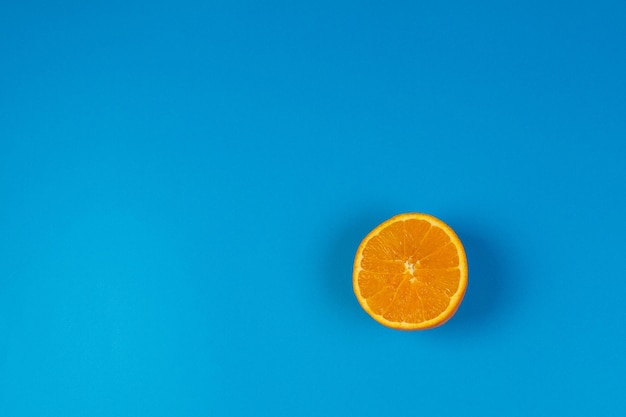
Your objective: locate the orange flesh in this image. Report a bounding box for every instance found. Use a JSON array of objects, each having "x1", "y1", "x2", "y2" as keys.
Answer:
[{"x1": 353, "y1": 214, "x2": 467, "y2": 330}]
